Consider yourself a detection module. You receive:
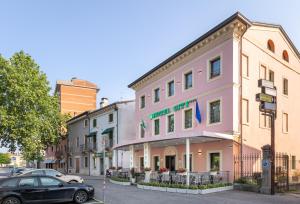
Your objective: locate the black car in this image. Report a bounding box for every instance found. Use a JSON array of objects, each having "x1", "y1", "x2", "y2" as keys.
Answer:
[{"x1": 0, "y1": 175, "x2": 94, "y2": 204}]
